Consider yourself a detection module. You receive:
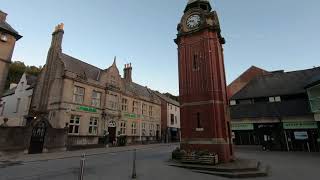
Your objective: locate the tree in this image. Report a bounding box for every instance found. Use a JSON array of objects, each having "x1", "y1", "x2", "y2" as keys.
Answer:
[{"x1": 5, "y1": 61, "x2": 42, "y2": 90}]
